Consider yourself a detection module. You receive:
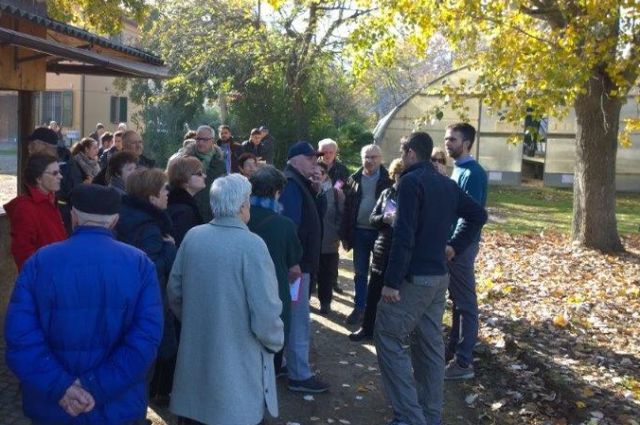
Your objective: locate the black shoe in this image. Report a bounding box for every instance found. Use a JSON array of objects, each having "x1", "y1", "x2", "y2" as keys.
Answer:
[
  {"x1": 333, "y1": 284, "x2": 344, "y2": 294},
  {"x1": 288, "y1": 376, "x2": 330, "y2": 393},
  {"x1": 445, "y1": 347, "x2": 455, "y2": 363},
  {"x1": 345, "y1": 308, "x2": 364, "y2": 325},
  {"x1": 349, "y1": 328, "x2": 373, "y2": 342},
  {"x1": 320, "y1": 304, "x2": 331, "y2": 315}
]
